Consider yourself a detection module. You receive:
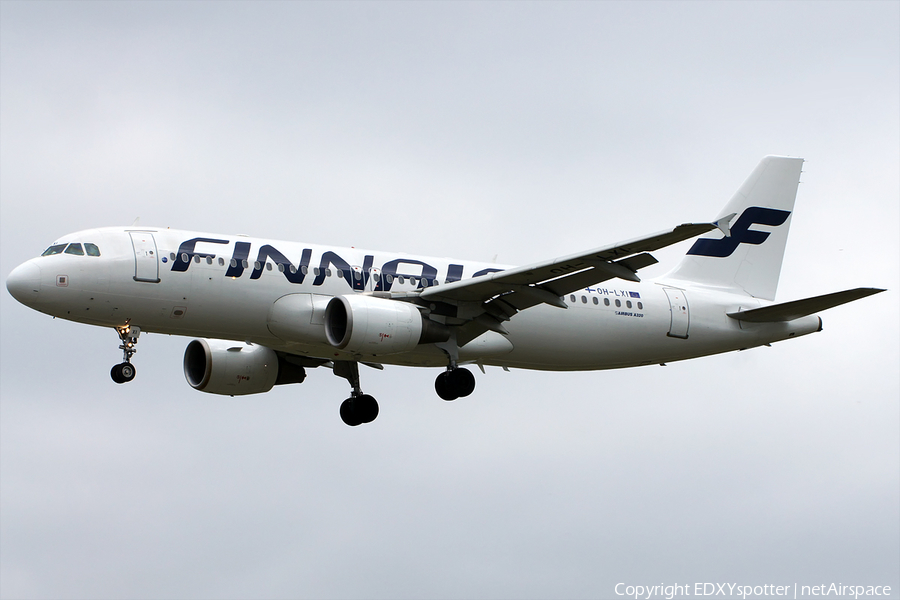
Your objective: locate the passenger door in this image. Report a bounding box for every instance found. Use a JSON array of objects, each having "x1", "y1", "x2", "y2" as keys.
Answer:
[{"x1": 129, "y1": 232, "x2": 160, "y2": 283}]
